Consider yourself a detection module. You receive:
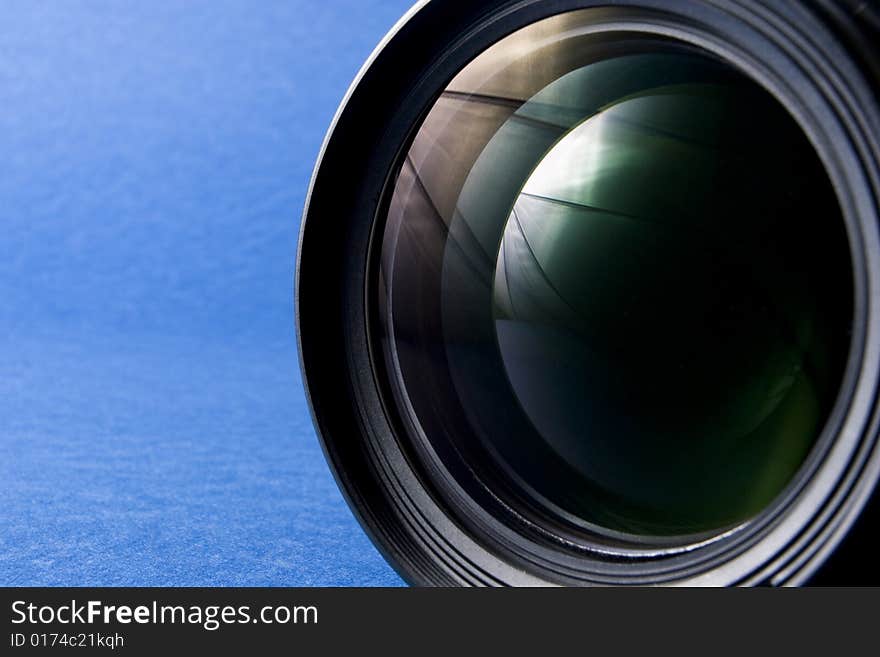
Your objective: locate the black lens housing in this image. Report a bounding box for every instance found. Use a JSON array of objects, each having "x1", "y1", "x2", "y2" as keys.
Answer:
[{"x1": 297, "y1": 0, "x2": 880, "y2": 586}]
